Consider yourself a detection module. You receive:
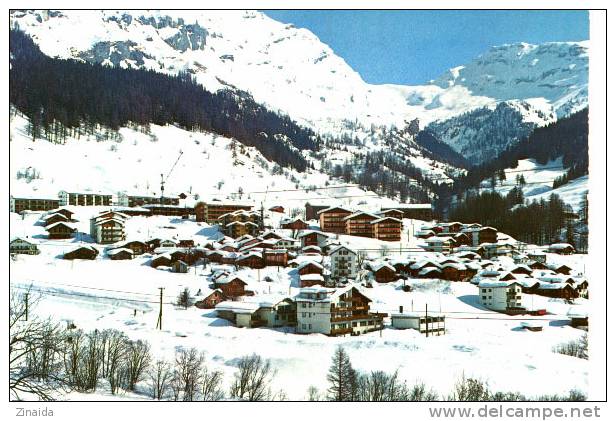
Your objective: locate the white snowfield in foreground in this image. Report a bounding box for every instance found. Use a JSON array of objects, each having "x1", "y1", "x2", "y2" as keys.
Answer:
[{"x1": 10, "y1": 209, "x2": 589, "y2": 400}]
